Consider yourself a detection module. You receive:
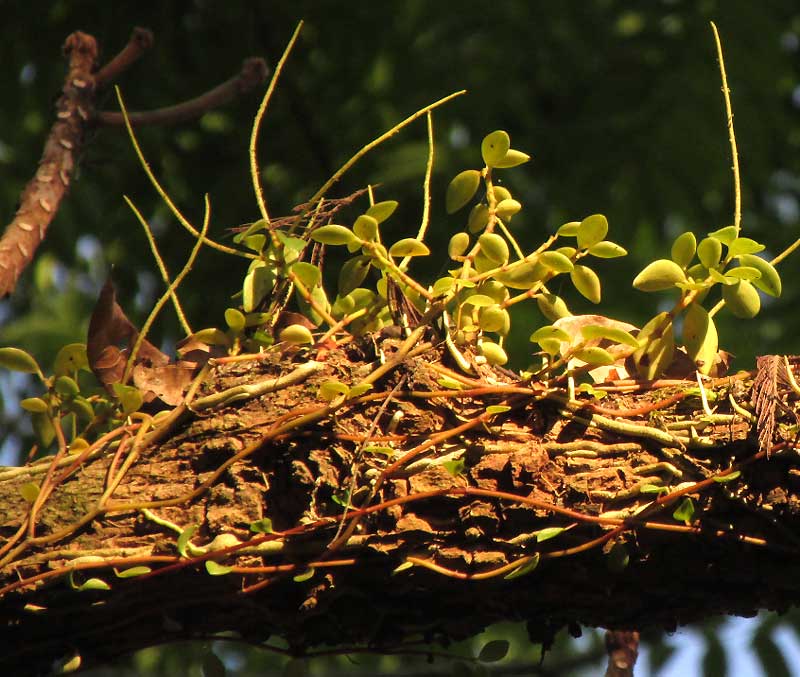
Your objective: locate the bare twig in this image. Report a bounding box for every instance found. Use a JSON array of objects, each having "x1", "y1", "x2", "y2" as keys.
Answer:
[
  {"x1": 94, "y1": 26, "x2": 154, "y2": 89},
  {"x1": 0, "y1": 31, "x2": 97, "y2": 297},
  {"x1": 96, "y1": 57, "x2": 268, "y2": 127}
]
